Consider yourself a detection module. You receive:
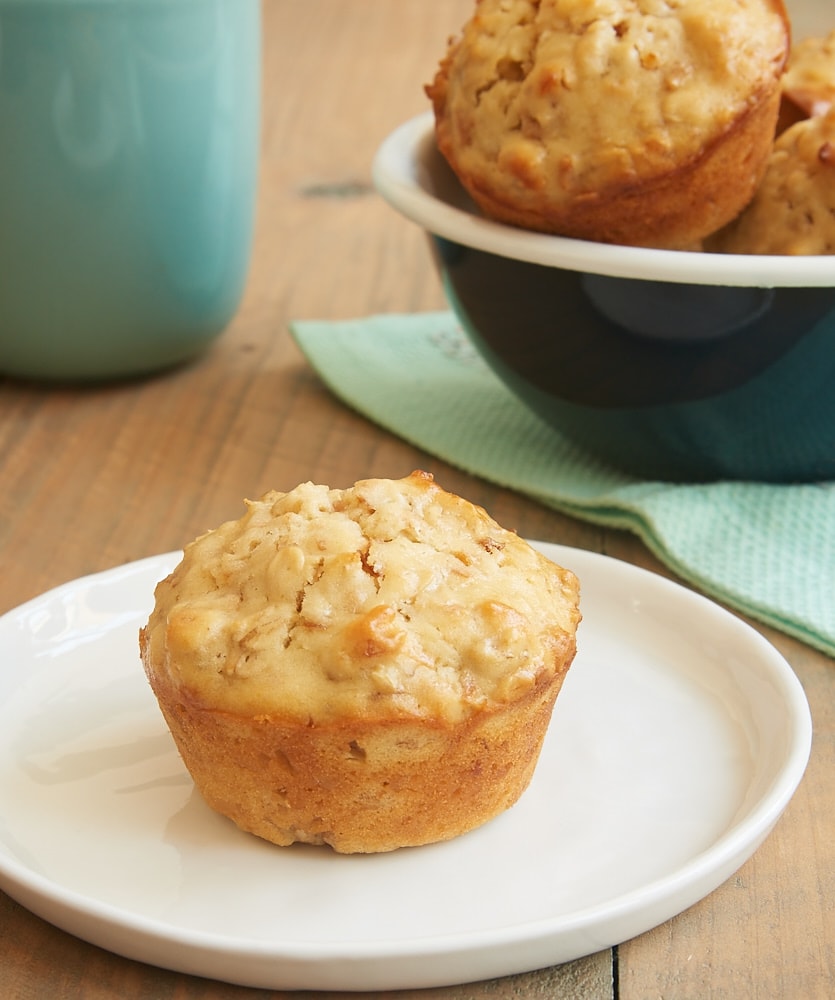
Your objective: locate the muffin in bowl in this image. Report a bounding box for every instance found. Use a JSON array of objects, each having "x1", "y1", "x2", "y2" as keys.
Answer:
[
  {"x1": 427, "y1": 0, "x2": 789, "y2": 248},
  {"x1": 373, "y1": 109, "x2": 835, "y2": 482},
  {"x1": 779, "y1": 26, "x2": 835, "y2": 125},
  {"x1": 709, "y1": 105, "x2": 835, "y2": 254},
  {"x1": 139, "y1": 471, "x2": 581, "y2": 854}
]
